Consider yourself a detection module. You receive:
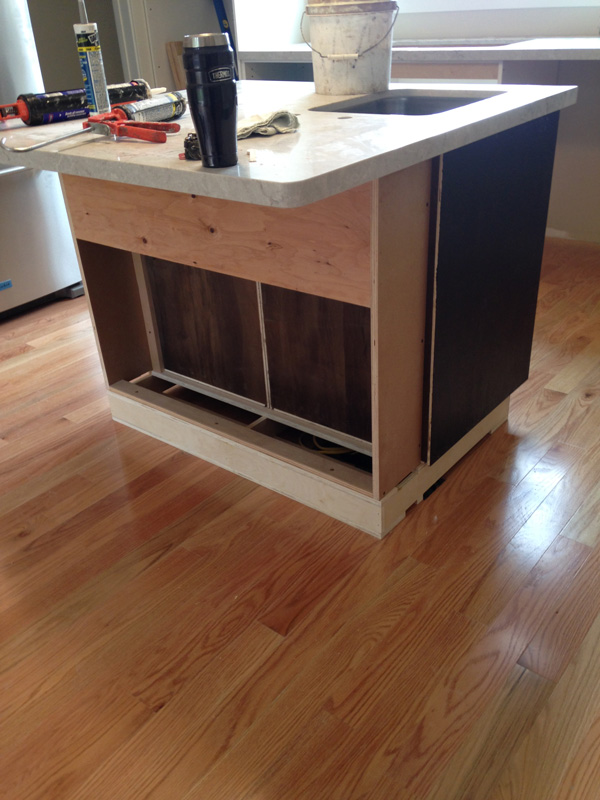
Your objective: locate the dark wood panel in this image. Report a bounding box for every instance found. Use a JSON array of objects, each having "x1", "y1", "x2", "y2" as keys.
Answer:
[
  {"x1": 261, "y1": 285, "x2": 371, "y2": 441},
  {"x1": 428, "y1": 113, "x2": 560, "y2": 463},
  {"x1": 145, "y1": 258, "x2": 267, "y2": 403},
  {"x1": 77, "y1": 241, "x2": 151, "y2": 384}
]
